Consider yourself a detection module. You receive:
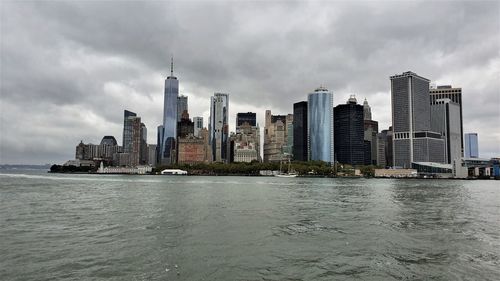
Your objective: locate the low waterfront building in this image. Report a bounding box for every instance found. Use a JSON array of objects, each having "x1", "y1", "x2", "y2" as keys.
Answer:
[
  {"x1": 452, "y1": 157, "x2": 495, "y2": 179},
  {"x1": 97, "y1": 162, "x2": 152, "y2": 174},
  {"x1": 374, "y1": 169, "x2": 417, "y2": 178},
  {"x1": 411, "y1": 162, "x2": 453, "y2": 178},
  {"x1": 64, "y1": 159, "x2": 95, "y2": 167}
]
